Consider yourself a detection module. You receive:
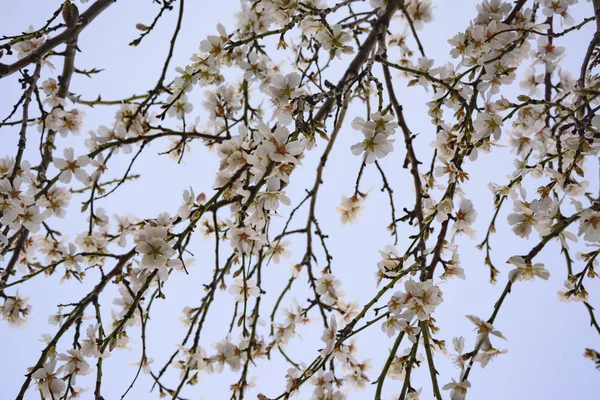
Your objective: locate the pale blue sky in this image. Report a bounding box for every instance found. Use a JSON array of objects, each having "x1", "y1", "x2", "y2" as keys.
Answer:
[{"x1": 1, "y1": 1, "x2": 599, "y2": 399}]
